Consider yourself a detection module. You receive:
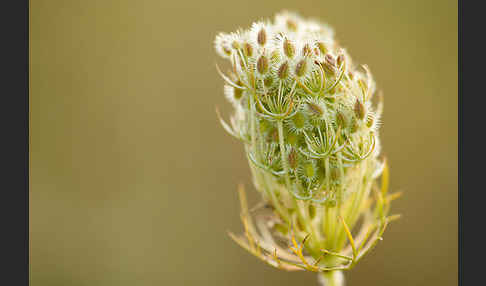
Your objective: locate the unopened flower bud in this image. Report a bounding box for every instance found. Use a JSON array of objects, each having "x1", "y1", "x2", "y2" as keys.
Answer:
[
  {"x1": 348, "y1": 71, "x2": 354, "y2": 80},
  {"x1": 283, "y1": 38, "x2": 295, "y2": 58},
  {"x1": 295, "y1": 59, "x2": 307, "y2": 77},
  {"x1": 243, "y1": 42, "x2": 253, "y2": 57},
  {"x1": 354, "y1": 99, "x2": 366, "y2": 120},
  {"x1": 288, "y1": 148, "x2": 298, "y2": 169},
  {"x1": 317, "y1": 42, "x2": 327, "y2": 55},
  {"x1": 257, "y1": 56, "x2": 269, "y2": 75},
  {"x1": 325, "y1": 54, "x2": 336, "y2": 66},
  {"x1": 350, "y1": 117, "x2": 359, "y2": 133},
  {"x1": 277, "y1": 62, "x2": 289, "y2": 80},
  {"x1": 257, "y1": 28, "x2": 267, "y2": 46},
  {"x1": 302, "y1": 43, "x2": 312, "y2": 56},
  {"x1": 366, "y1": 115, "x2": 374, "y2": 128},
  {"x1": 264, "y1": 76, "x2": 273, "y2": 87},
  {"x1": 337, "y1": 54, "x2": 345, "y2": 67},
  {"x1": 336, "y1": 111, "x2": 347, "y2": 128},
  {"x1": 307, "y1": 102, "x2": 323, "y2": 117},
  {"x1": 271, "y1": 50, "x2": 281, "y2": 63}
]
